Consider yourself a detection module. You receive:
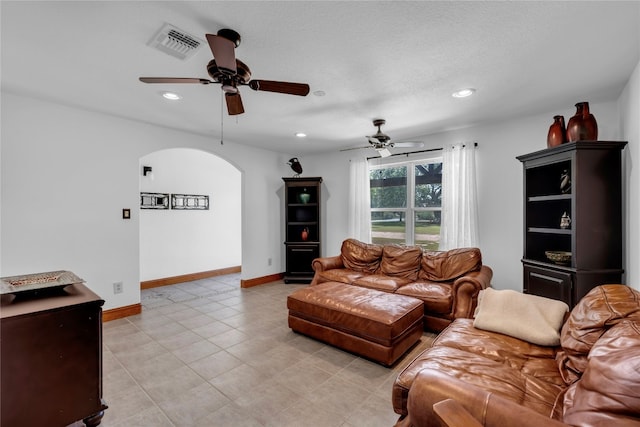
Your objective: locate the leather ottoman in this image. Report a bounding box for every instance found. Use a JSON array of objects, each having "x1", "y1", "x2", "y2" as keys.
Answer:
[{"x1": 287, "y1": 281, "x2": 424, "y2": 366}]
